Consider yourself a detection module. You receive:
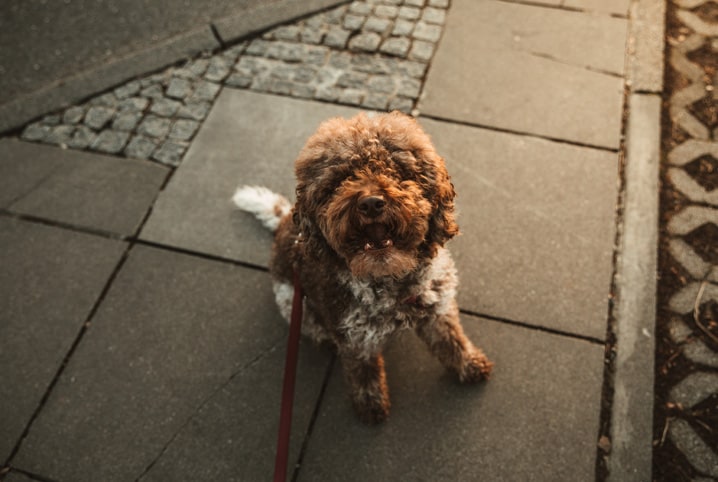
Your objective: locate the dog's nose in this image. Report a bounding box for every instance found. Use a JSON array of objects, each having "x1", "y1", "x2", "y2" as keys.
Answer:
[{"x1": 357, "y1": 195, "x2": 386, "y2": 217}]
